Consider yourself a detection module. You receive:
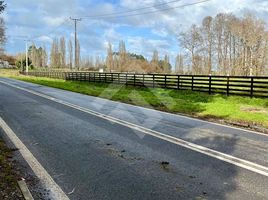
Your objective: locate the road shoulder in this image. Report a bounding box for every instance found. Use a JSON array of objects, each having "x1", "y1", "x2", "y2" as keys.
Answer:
[{"x1": 0, "y1": 128, "x2": 51, "y2": 200}]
